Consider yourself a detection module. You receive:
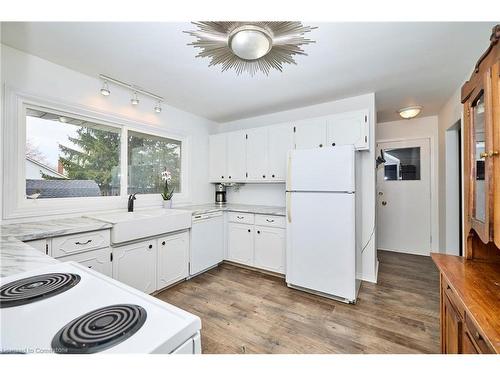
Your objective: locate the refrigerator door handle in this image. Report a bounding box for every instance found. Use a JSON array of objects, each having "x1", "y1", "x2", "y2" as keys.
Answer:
[
  {"x1": 287, "y1": 192, "x2": 292, "y2": 223},
  {"x1": 286, "y1": 153, "x2": 292, "y2": 191}
]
